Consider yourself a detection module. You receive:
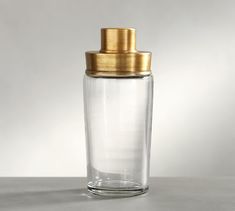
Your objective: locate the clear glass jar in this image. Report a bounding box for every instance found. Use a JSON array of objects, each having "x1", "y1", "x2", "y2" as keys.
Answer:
[{"x1": 83, "y1": 74, "x2": 153, "y2": 196}]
